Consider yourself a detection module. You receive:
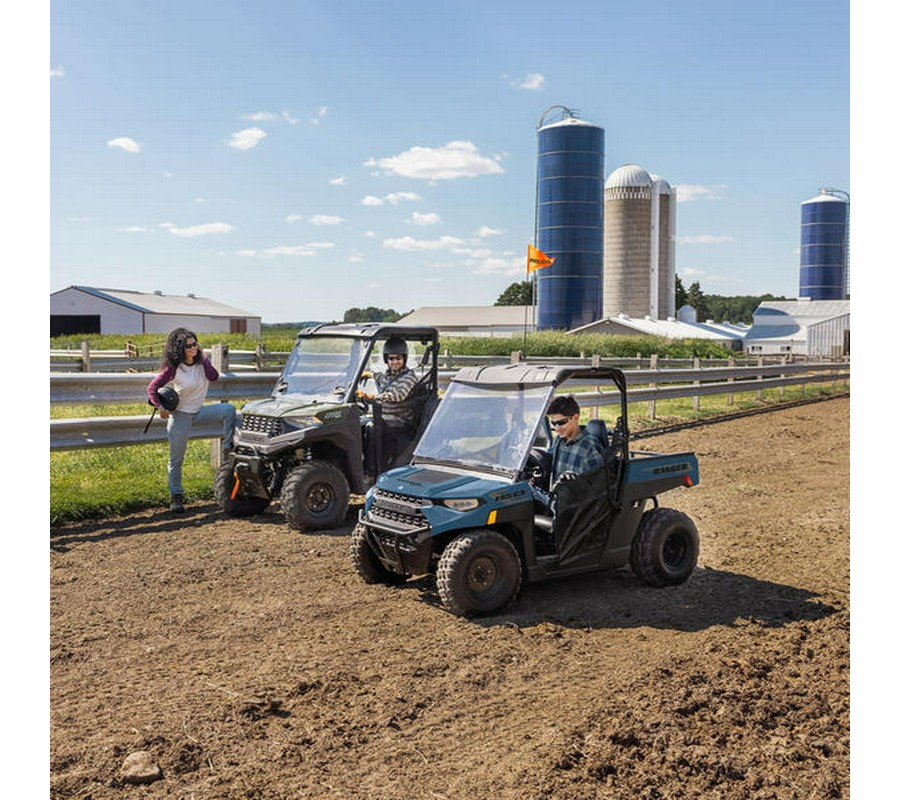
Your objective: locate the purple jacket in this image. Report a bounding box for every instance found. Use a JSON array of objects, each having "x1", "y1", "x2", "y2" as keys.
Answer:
[{"x1": 147, "y1": 357, "x2": 219, "y2": 409}]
